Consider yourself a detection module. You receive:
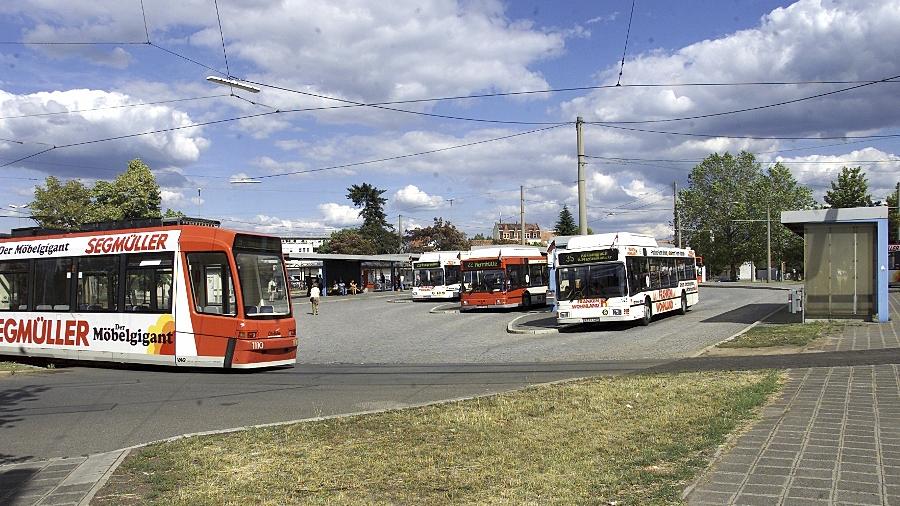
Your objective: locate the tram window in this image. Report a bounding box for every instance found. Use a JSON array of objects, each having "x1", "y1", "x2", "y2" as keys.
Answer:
[
  {"x1": 0, "y1": 260, "x2": 29, "y2": 311},
  {"x1": 77, "y1": 255, "x2": 119, "y2": 311},
  {"x1": 187, "y1": 252, "x2": 236, "y2": 316},
  {"x1": 33, "y1": 258, "x2": 73, "y2": 311},
  {"x1": 126, "y1": 253, "x2": 174, "y2": 313}
]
